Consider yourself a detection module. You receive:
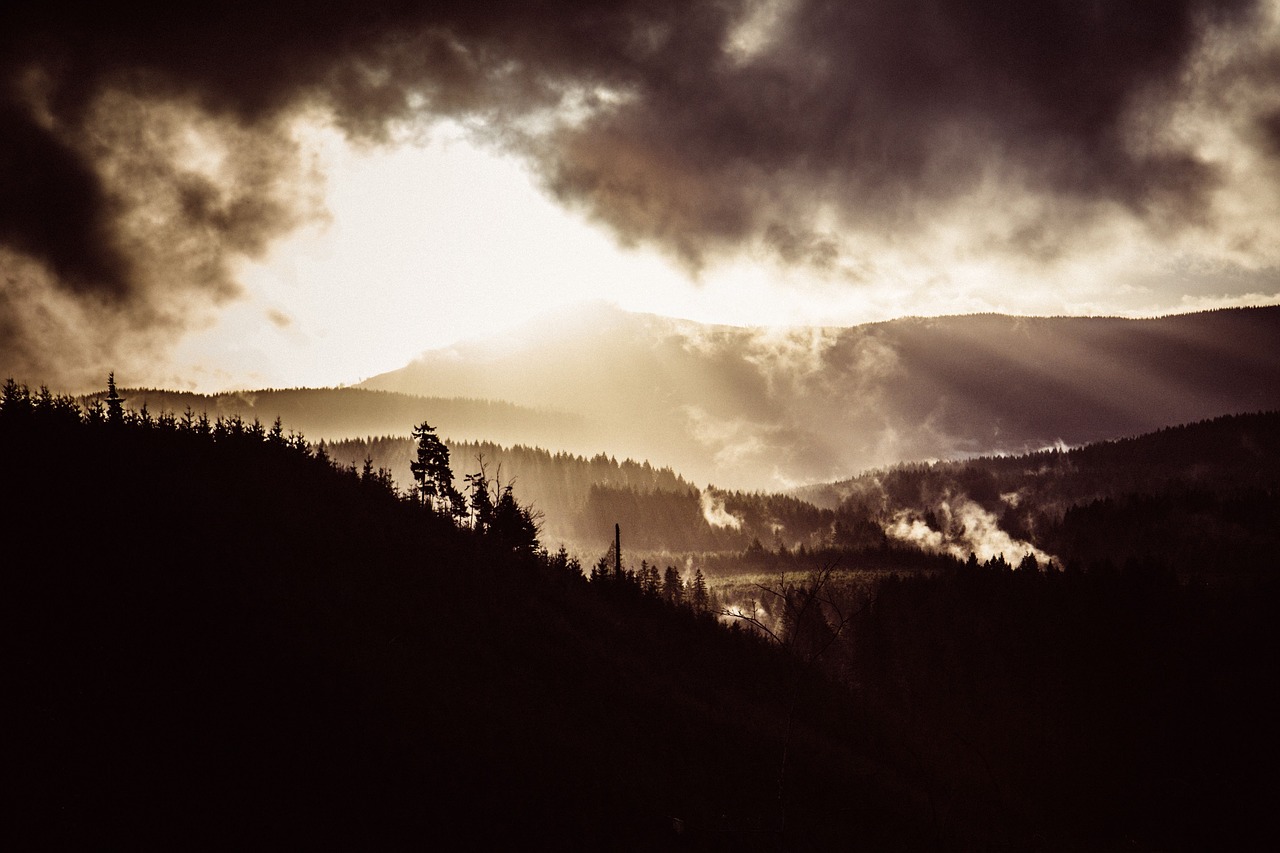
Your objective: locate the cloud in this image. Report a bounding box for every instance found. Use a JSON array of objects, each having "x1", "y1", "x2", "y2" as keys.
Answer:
[
  {"x1": 538, "y1": 0, "x2": 1278, "y2": 267},
  {"x1": 3, "y1": 0, "x2": 1279, "y2": 386}
]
